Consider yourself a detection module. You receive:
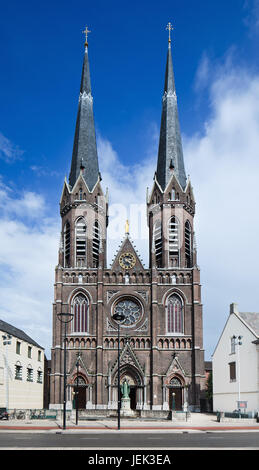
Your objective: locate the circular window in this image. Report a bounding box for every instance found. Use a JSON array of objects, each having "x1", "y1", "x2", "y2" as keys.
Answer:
[{"x1": 113, "y1": 298, "x2": 142, "y2": 327}]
